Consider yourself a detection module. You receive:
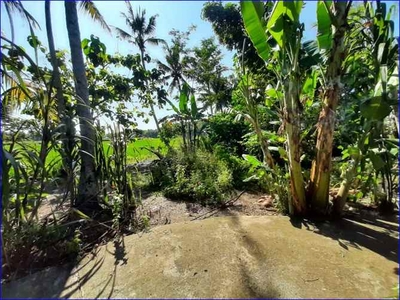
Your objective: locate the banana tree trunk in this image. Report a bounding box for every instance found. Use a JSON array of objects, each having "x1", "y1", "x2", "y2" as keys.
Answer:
[
  {"x1": 333, "y1": 156, "x2": 360, "y2": 214},
  {"x1": 46, "y1": 1, "x2": 75, "y2": 201},
  {"x1": 309, "y1": 2, "x2": 349, "y2": 215},
  {"x1": 65, "y1": 1, "x2": 99, "y2": 211},
  {"x1": 253, "y1": 122, "x2": 274, "y2": 169},
  {"x1": 333, "y1": 122, "x2": 370, "y2": 215},
  {"x1": 284, "y1": 80, "x2": 307, "y2": 215}
]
